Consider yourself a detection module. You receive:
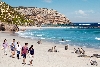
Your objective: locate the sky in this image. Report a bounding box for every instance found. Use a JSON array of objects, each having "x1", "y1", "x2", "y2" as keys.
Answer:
[{"x1": 2, "y1": 0, "x2": 100, "y2": 22}]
